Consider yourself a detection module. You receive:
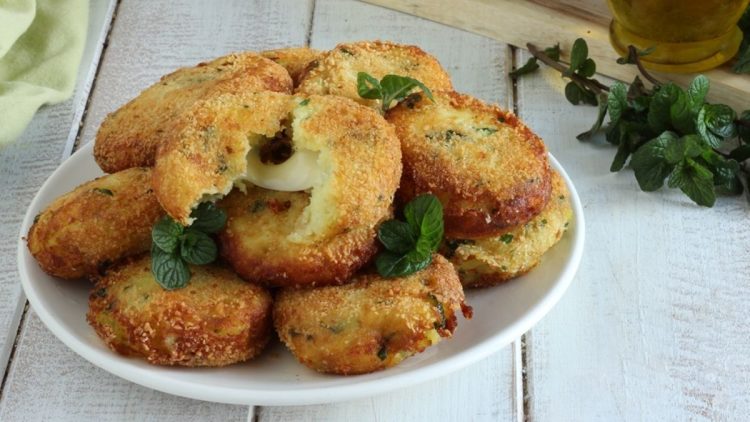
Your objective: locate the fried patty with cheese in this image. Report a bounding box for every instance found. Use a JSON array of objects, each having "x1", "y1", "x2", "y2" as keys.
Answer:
[
  {"x1": 218, "y1": 187, "x2": 379, "y2": 287},
  {"x1": 87, "y1": 255, "x2": 273, "y2": 366},
  {"x1": 274, "y1": 254, "x2": 471, "y2": 375},
  {"x1": 295, "y1": 40, "x2": 453, "y2": 110},
  {"x1": 387, "y1": 91, "x2": 552, "y2": 239},
  {"x1": 153, "y1": 92, "x2": 401, "y2": 231},
  {"x1": 94, "y1": 52, "x2": 292, "y2": 173},
  {"x1": 261, "y1": 47, "x2": 321, "y2": 86},
  {"x1": 444, "y1": 171, "x2": 573, "y2": 287},
  {"x1": 26, "y1": 168, "x2": 164, "y2": 279}
]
